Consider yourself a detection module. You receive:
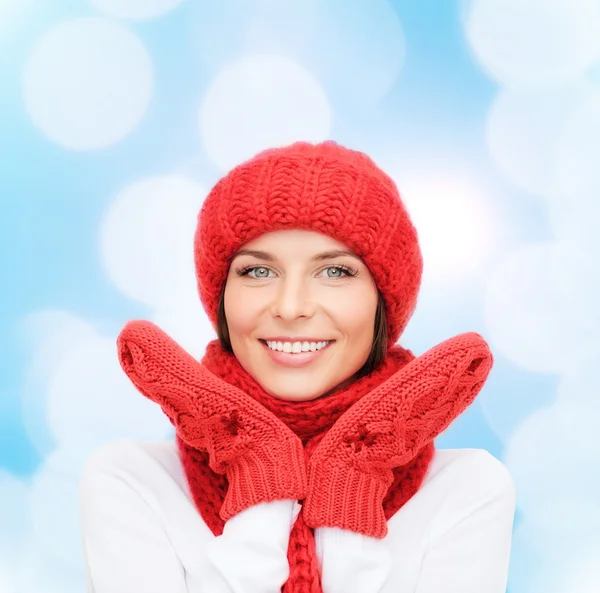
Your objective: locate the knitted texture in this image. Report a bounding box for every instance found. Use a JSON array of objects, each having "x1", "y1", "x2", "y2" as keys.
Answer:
[
  {"x1": 116, "y1": 323, "x2": 489, "y2": 591},
  {"x1": 302, "y1": 332, "x2": 493, "y2": 538},
  {"x1": 180, "y1": 337, "x2": 436, "y2": 593},
  {"x1": 194, "y1": 140, "x2": 422, "y2": 348},
  {"x1": 117, "y1": 320, "x2": 307, "y2": 521}
]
